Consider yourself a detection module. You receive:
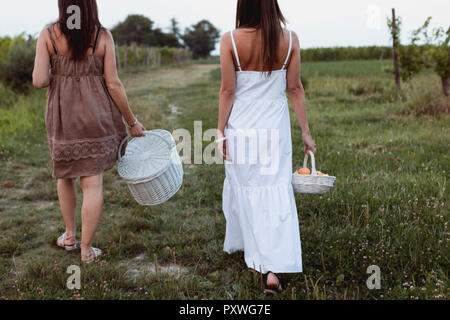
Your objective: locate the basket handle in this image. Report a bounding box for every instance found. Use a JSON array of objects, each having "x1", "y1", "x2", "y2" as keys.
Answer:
[
  {"x1": 303, "y1": 150, "x2": 318, "y2": 176},
  {"x1": 118, "y1": 130, "x2": 175, "y2": 162}
]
